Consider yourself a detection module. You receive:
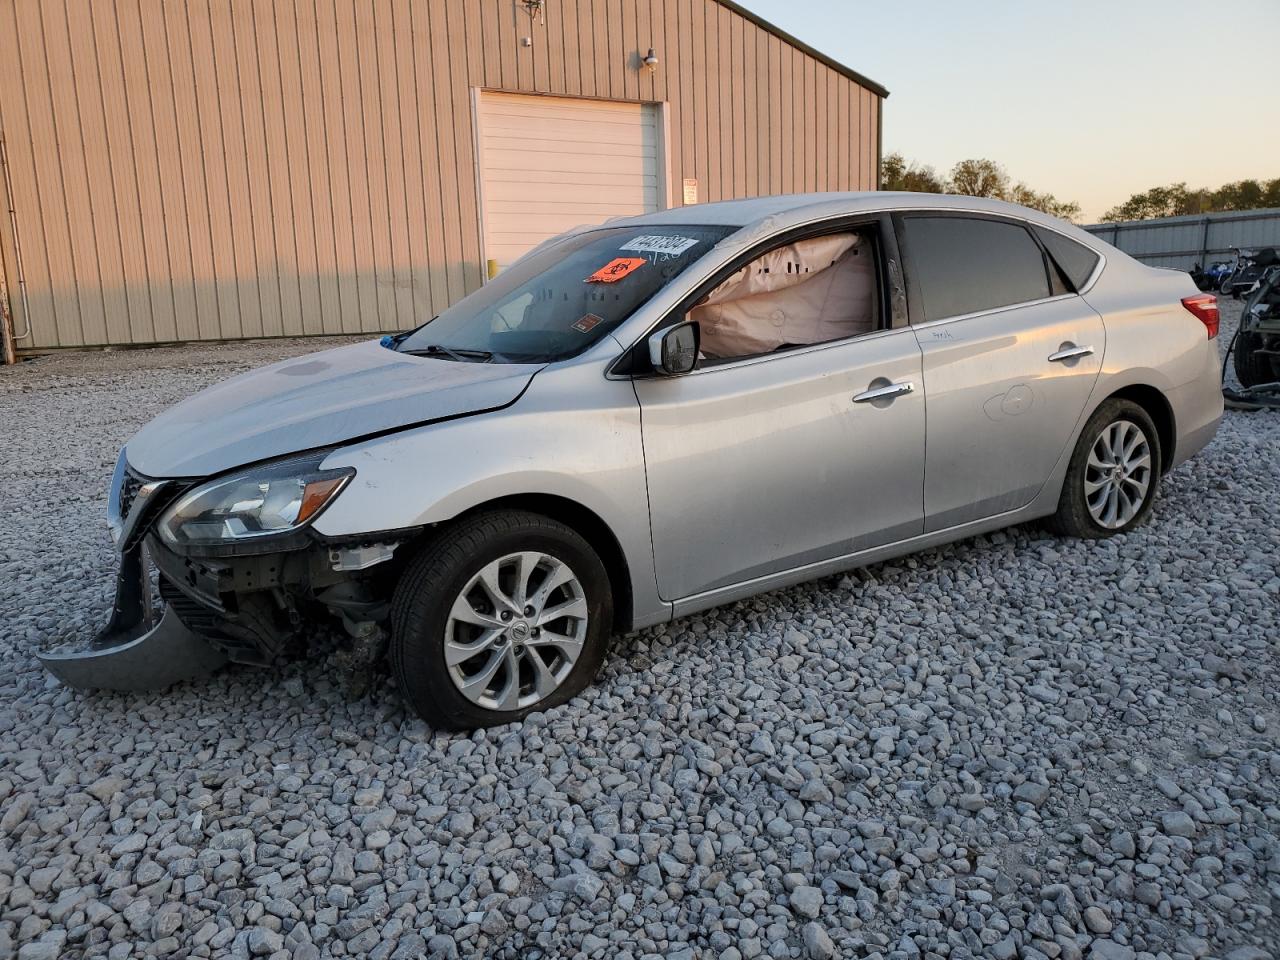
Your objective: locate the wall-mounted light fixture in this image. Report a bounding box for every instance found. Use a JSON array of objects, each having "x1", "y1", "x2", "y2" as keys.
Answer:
[
  {"x1": 643, "y1": 48, "x2": 659, "y2": 71},
  {"x1": 522, "y1": 0, "x2": 545, "y2": 25}
]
